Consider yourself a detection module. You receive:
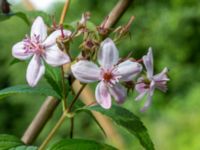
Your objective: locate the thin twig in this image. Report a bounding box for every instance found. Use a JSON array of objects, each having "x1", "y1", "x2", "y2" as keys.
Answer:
[
  {"x1": 39, "y1": 83, "x2": 86, "y2": 149},
  {"x1": 59, "y1": 0, "x2": 70, "y2": 25},
  {"x1": 38, "y1": 113, "x2": 66, "y2": 150},
  {"x1": 69, "y1": 117, "x2": 74, "y2": 139},
  {"x1": 61, "y1": 66, "x2": 67, "y2": 111},
  {"x1": 103, "y1": 0, "x2": 133, "y2": 28},
  {"x1": 68, "y1": 84, "x2": 86, "y2": 112},
  {"x1": 59, "y1": 0, "x2": 71, "y2": 111}
]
